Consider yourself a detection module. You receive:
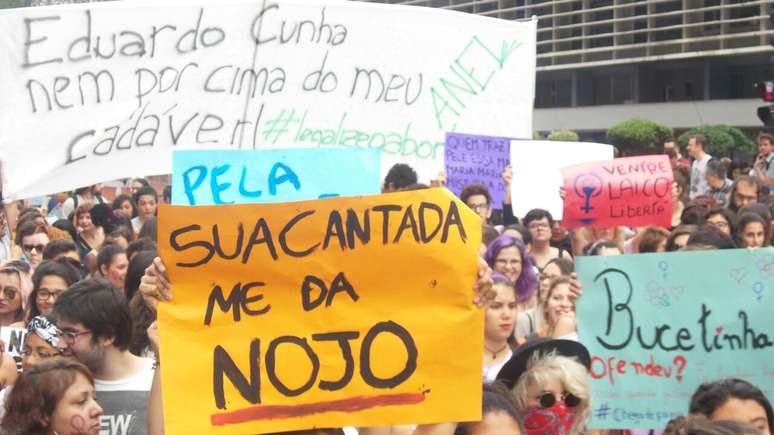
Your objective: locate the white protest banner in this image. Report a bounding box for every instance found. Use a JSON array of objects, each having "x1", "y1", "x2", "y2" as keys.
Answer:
[
  {"x1": 510, "y1": 140, "x2": 614, "y2": 219},
  {"x1": 0, "y1": 0, "x2": 536, "y2": 199}
]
